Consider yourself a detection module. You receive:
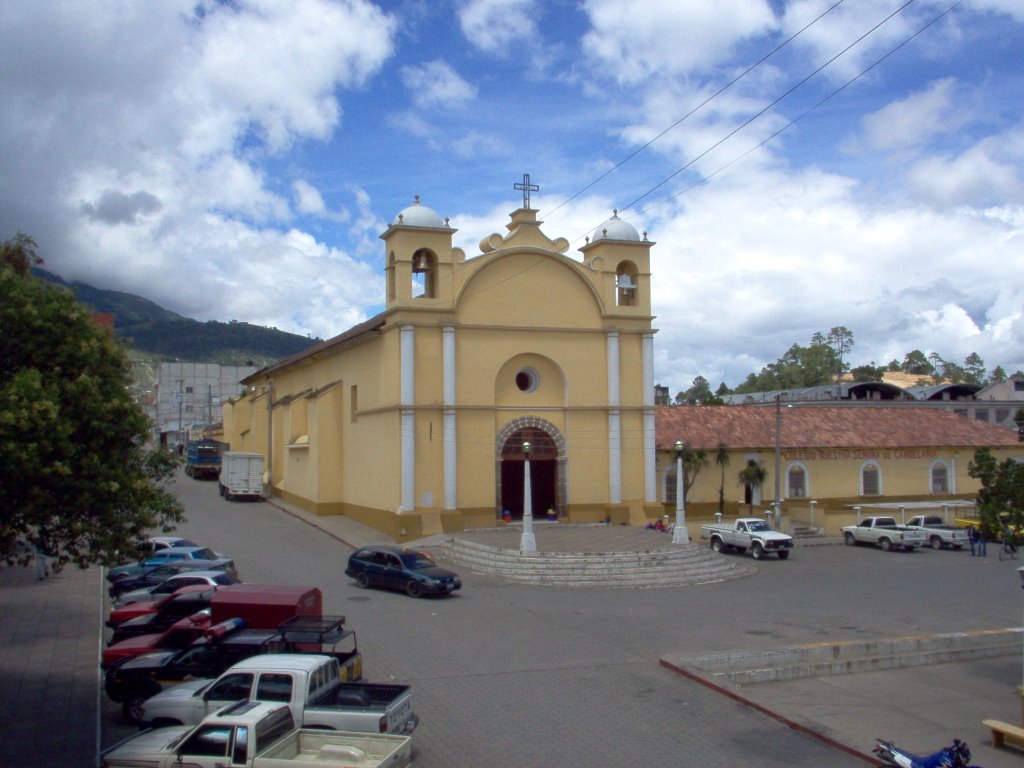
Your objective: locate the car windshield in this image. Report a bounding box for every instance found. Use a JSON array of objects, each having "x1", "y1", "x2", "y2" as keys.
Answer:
[{"x1": 400, "y1": 552, "x2": 436, "y2": 569}]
